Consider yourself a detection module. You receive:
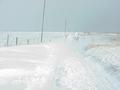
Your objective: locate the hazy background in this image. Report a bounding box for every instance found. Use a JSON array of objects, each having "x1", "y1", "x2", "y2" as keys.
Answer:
[{"x1": 0, "y1": 0, "x2": 120, "y2": 32}]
